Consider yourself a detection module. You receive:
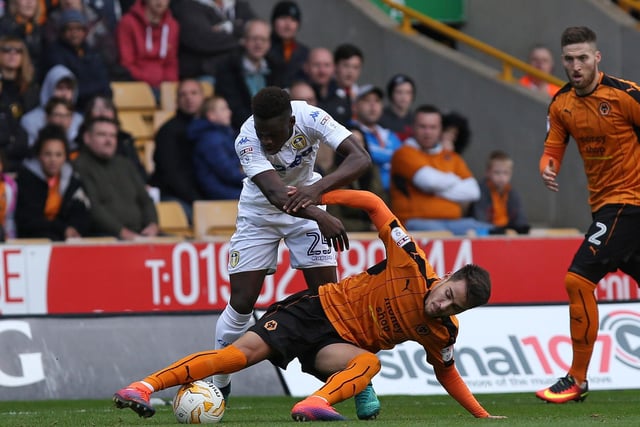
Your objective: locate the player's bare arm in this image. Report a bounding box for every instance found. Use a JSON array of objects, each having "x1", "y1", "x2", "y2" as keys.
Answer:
[
  {"x1": 253, "y1": 170, "x2": 349, "y2": 251},
  {"x1": 284, "y1": 135, "x2": 371, "y2": 213}
]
